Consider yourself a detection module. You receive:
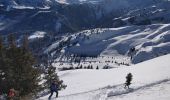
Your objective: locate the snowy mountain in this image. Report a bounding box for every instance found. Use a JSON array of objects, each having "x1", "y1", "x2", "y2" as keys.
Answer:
[
  {"x1": 38, "y1": 54, "x2": 170, "y2": 100},
  {"x1": 1, "y1": 0, "x2": 170, "y2": 34},
  {"x1": 44, "y1": 24, "x2": 170, "y2": 64},
  {"x1": 0, "y1": 0, "x2": 170, "y2": 63},
  {"x1": 0, "y1": 0, "x2": 170, "y2": 99}
]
